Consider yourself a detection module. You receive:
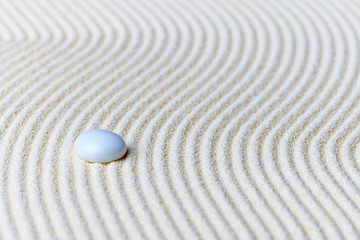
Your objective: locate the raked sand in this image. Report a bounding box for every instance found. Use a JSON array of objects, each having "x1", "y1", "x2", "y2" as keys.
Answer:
[{"x1": 0, "y1": 0, "x2": 360, "y2": 239}]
